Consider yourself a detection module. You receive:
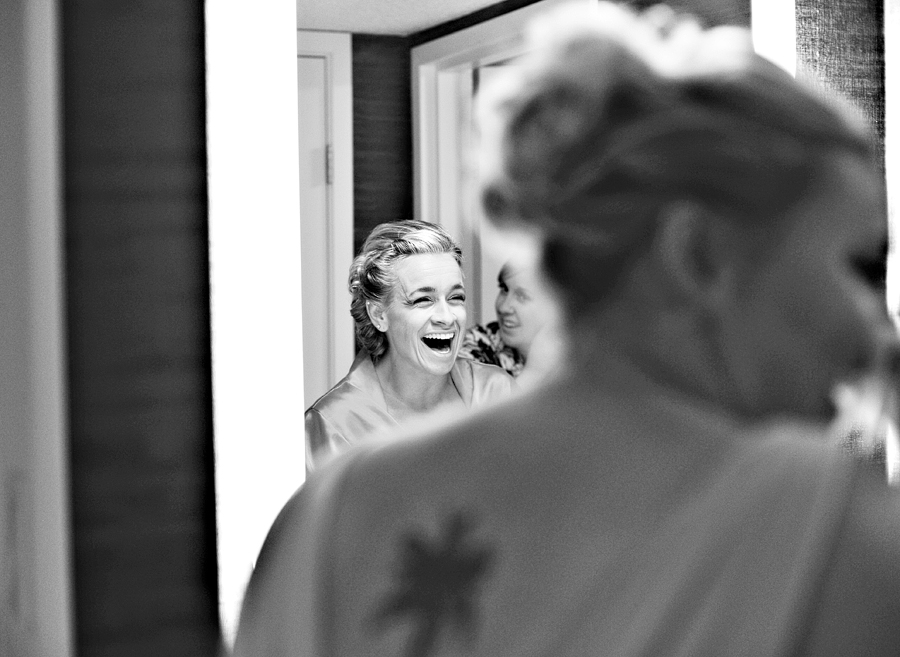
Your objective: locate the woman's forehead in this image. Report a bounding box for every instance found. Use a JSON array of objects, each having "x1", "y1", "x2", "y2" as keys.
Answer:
[
  {"x1": 392, "y1": 253, "x2": 463, "y2": 291},
  {"x1": 501, "y1": 263, "x2": 544, "y2": 290}
]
